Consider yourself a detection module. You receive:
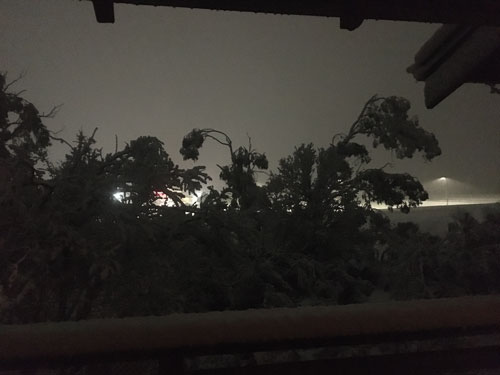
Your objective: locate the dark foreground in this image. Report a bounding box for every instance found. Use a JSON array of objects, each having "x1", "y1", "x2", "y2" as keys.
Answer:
[{"x1": 1, "y1": 295, "x2": 500, "y2": 374}]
